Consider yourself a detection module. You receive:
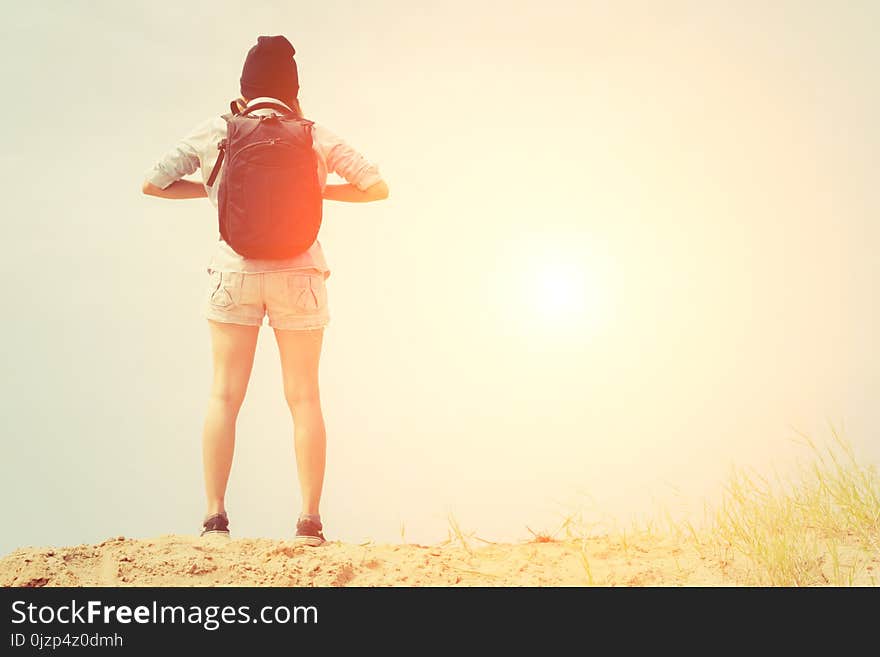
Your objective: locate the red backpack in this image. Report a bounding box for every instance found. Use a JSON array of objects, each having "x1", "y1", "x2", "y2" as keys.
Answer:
[{"x1": 206, "y1": 101, "x2": 322, "y2": 259}]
